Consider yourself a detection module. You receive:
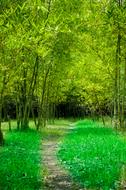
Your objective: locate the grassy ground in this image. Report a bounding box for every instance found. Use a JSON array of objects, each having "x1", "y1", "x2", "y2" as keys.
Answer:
[
  {"x1": 42, "y1": 119, "x2": 72, "y2": 140},
  {"x1": 1, "y1": 120, "x2": 36, "y2": 132},
  {"x1": 0, "y1": 129, "x2": 42, "y2": 190},
  {"x1": 58, "y1": 119, "x2": 126, "y2": 190},
  {"x1": 0, "y1": 118, "x2": 71, "y2": 190}
]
